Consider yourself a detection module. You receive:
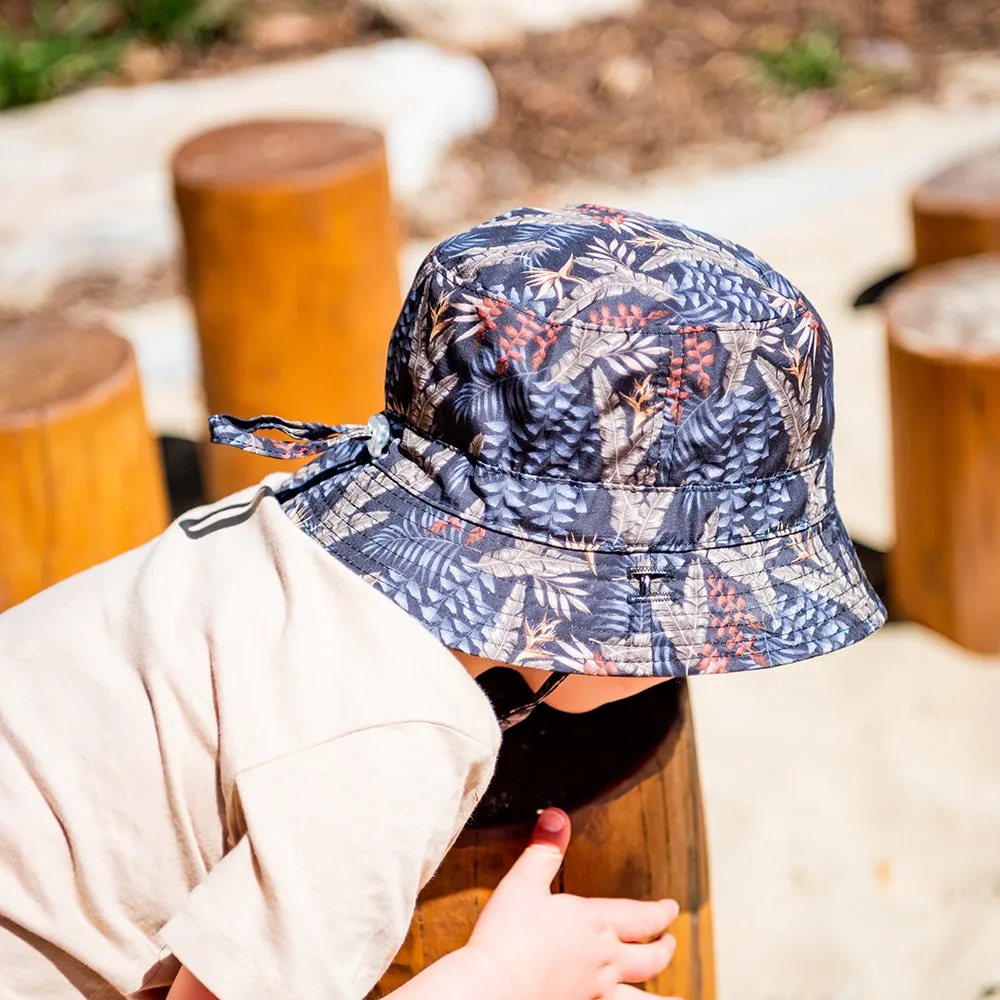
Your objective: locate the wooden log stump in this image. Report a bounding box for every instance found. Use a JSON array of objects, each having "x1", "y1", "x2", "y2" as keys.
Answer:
[
  {"x1": 172, "y1": 119, "x2": 400, "y2": 500},
  {"x1": 0, "y1": 321, "x2": 169, "y2": 611},
  {"x1": 912, "y1": 147, "x2": 1000, "y2": 268},
  {"x1": 886, "y1": 255, "x2": 1000, "y2": 652},
  {"x1": 372, "y1": 678, "x2": 715, "y2": 999}
]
